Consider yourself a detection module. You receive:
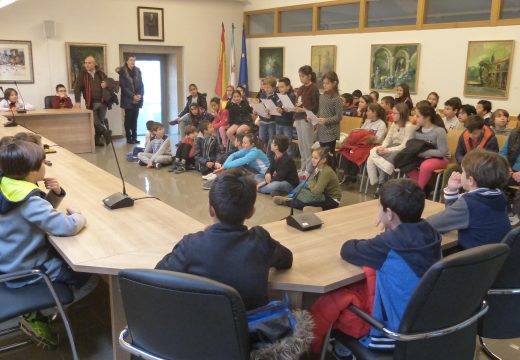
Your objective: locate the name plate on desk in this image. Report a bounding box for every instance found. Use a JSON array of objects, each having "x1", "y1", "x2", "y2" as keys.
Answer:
[{"x1": 286, "y1": 213, "x2": 323, "y2": 231}]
